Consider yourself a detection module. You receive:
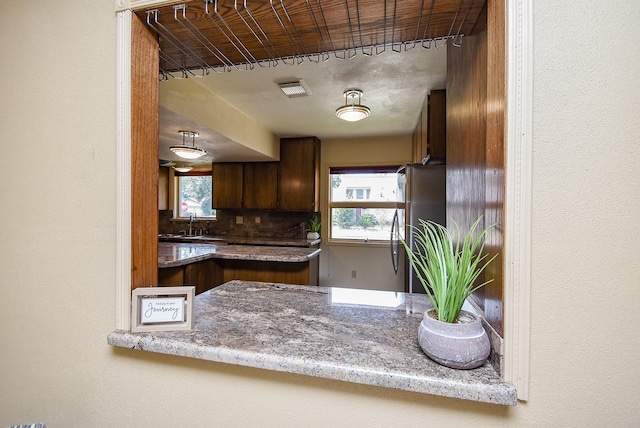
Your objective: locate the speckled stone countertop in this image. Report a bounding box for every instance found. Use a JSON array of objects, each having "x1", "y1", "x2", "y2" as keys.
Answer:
[
  {"x1": 159, "y1": 234, "x2": 321, "y2": 247},
  {"x1": 221, "y1": 236, "x2": 321, "y2": 247},
  {"x1": 108, "y1": 280, "x2": 517, "y2": 405},
  {"x1": 158, "y1": 242, "x2": 321, "y2": 268}
]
